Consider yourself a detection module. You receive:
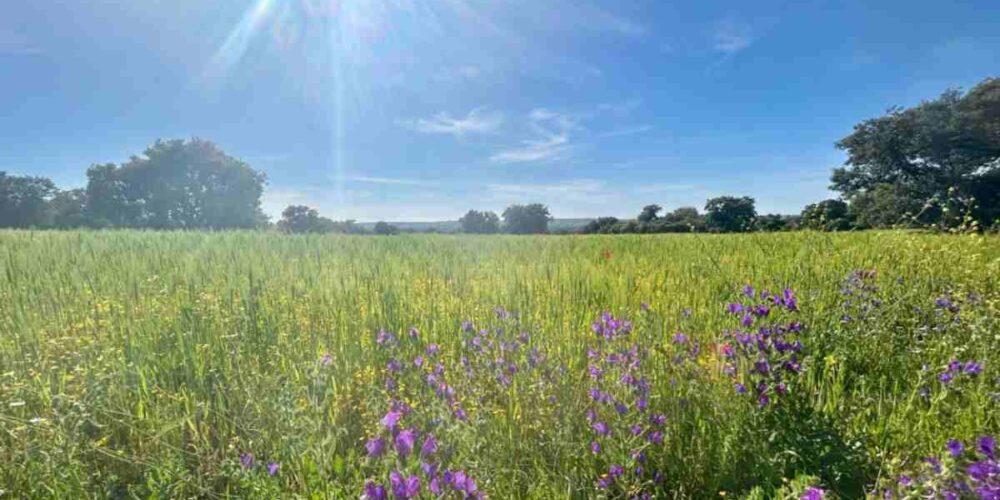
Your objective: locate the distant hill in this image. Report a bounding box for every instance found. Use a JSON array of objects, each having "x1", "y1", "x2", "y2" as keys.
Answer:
[{"x1": 357, "y1": 218, "x2": 594, "y2": 233}]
